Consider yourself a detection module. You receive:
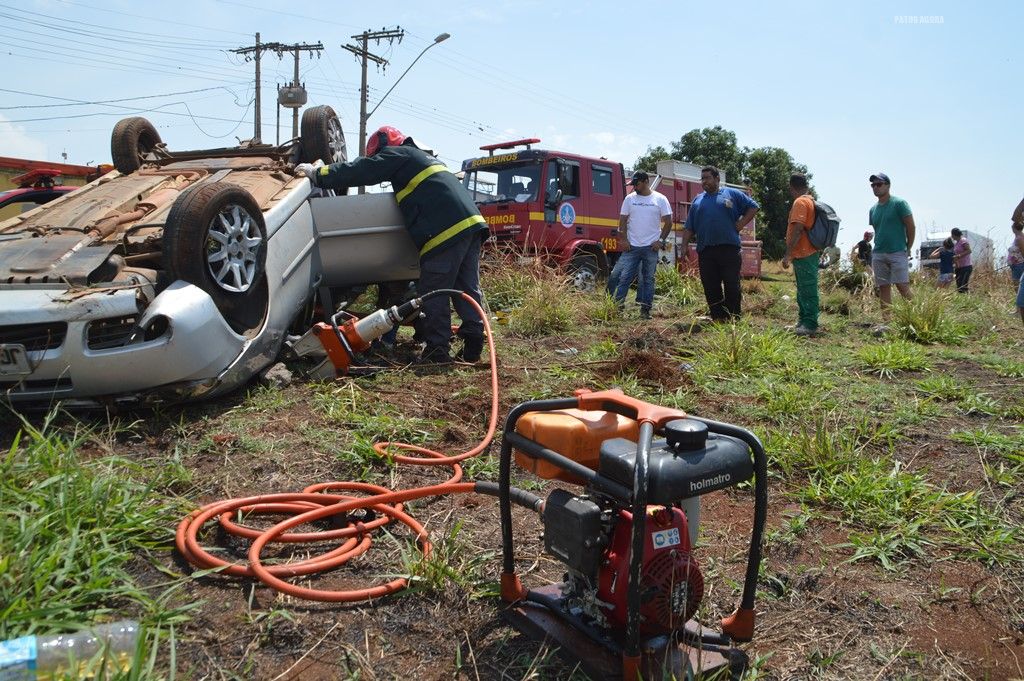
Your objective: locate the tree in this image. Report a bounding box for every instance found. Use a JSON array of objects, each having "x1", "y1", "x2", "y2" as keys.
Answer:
[
  {"x1": 634, "y1": 126, "x2": 814, "y2": 260},
  {"x1": 634, "y1": 126, "x2": 747, "y2": 180},
  {"x1": 745, "y1": 147, "x2": 811, "y2": 259},
  {"x1": 632, "y1": 144, "x2": 671, "y2": 173},
  {"x1": 672, "y1": 126, "x2": 746, "y2": 186}
]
